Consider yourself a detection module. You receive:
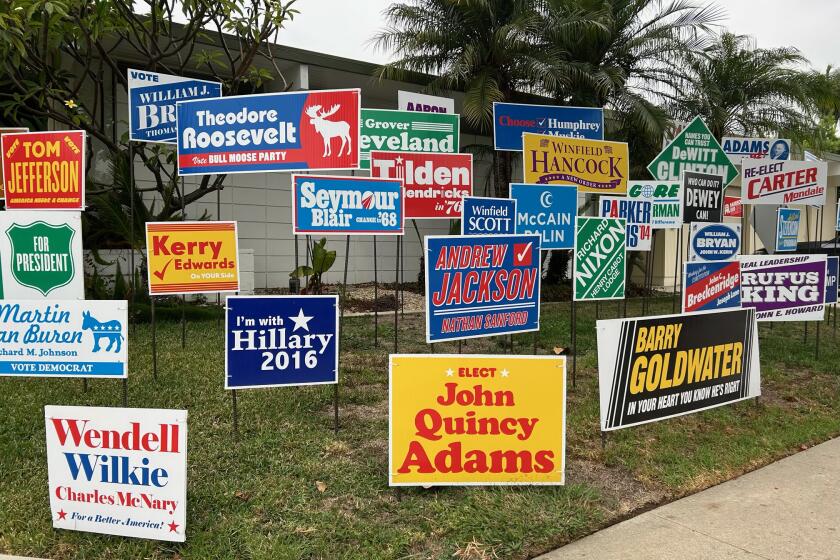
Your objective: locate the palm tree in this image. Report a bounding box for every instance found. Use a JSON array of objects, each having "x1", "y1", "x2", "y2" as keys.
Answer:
[{"x1": 804, "y1": 65, "x2": 840, "y2": 154}]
